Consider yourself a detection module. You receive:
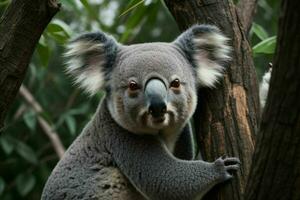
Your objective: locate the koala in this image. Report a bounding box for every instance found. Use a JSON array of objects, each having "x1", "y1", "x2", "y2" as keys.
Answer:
[
  {"x1": 259, "y1": 67, "x2": 272, "y2": 109},
  {"x1": 42, "y1": 25, "x2": 240, "y2": 200}
]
